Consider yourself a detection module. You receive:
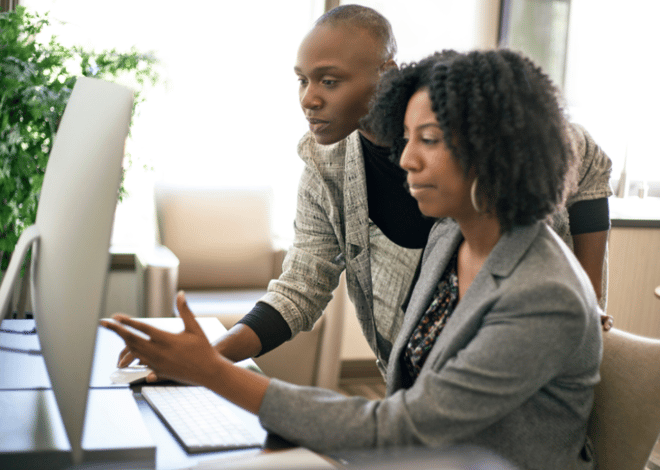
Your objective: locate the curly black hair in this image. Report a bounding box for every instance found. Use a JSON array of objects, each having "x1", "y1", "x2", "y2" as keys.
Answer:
[{"x1": 363, "y1": 49, "x2": 578, "y2": 232}]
